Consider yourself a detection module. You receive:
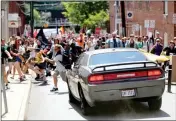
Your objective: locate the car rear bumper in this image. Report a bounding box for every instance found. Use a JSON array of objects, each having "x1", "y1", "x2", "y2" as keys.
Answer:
[{"x1": 83, "y1": 78, "x2": 165, "y2": 107}]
